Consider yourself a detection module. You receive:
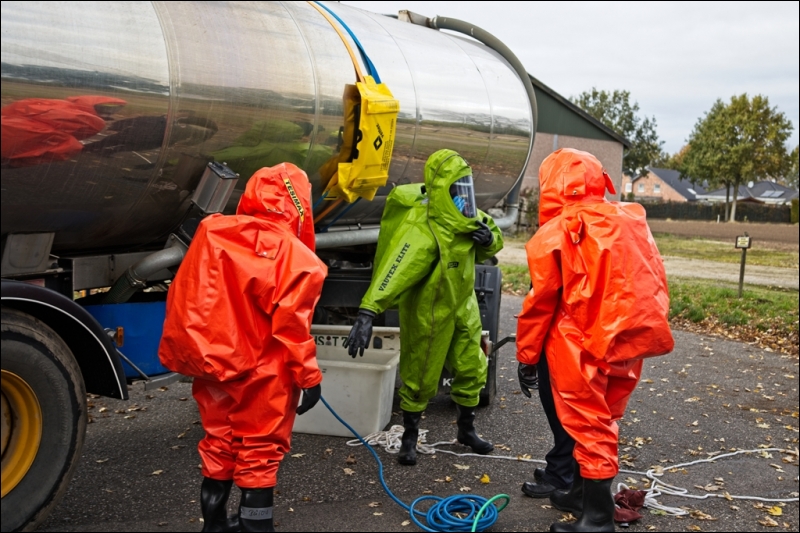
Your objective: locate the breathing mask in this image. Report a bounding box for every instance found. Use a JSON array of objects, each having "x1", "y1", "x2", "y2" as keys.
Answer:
[{"x1": 449, "y1": 175, "x2": 477, "y2": 218}]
